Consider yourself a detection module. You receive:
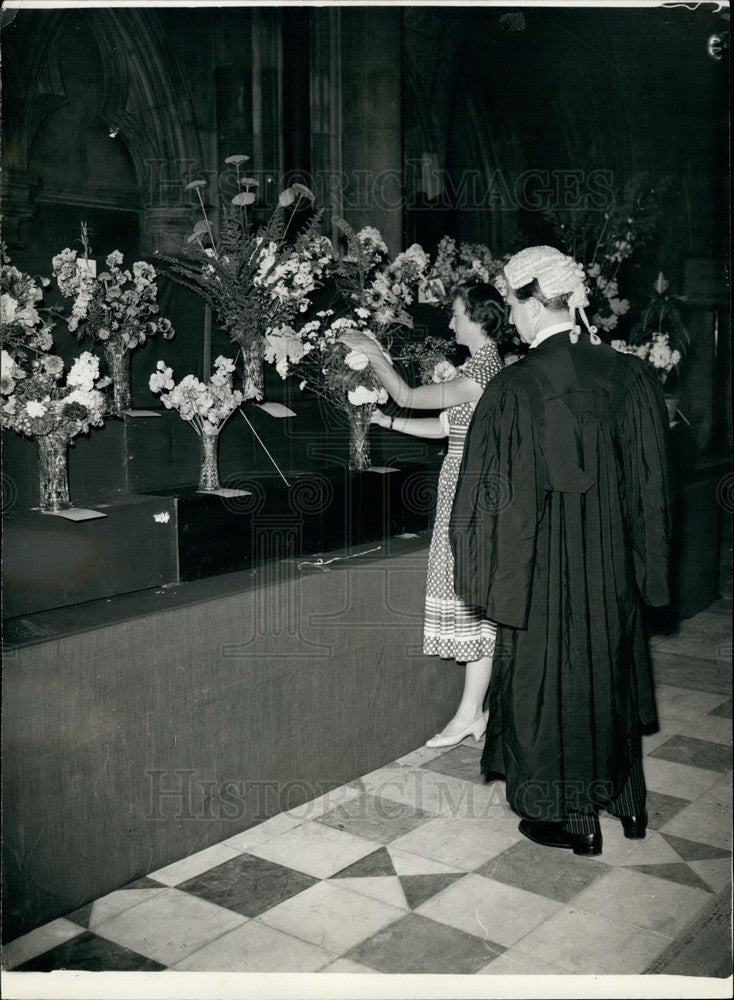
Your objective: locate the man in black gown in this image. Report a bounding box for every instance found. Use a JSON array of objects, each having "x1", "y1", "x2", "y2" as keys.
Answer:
[{"x1": 449, "y1": 246, "x2": 670, "y2": 856}]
